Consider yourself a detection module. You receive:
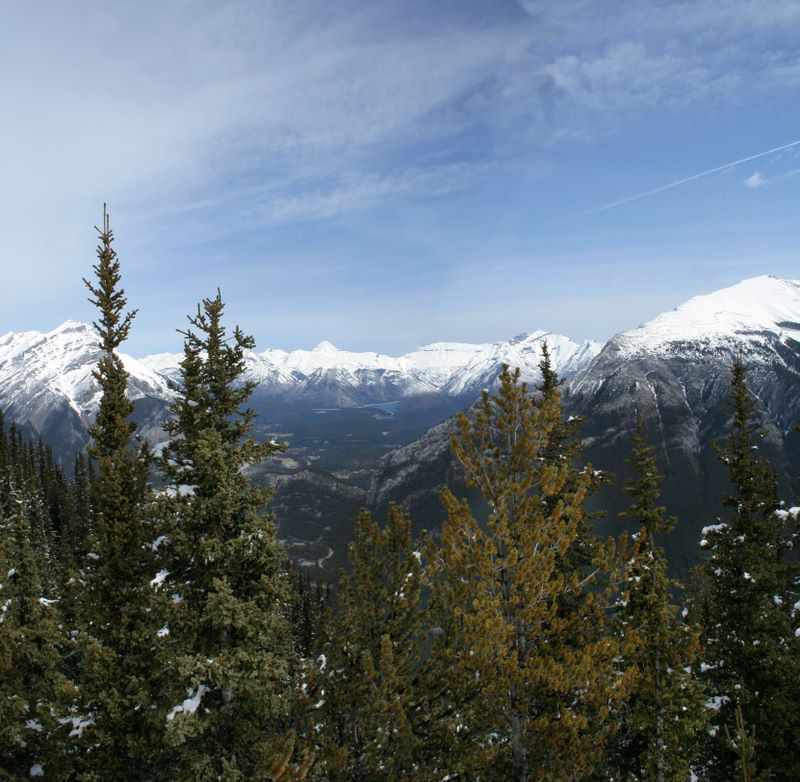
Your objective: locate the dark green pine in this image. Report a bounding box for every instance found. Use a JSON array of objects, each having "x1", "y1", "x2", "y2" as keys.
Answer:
[
  {"x1": 316, "y1": 504, "x2": 426, "y2": 781},
  {"x1": 0, "y1": 439, "x2": 75, "y2": 779},
  {"x1": 159, "y1": 291, "x2": 294, "y2": 778},
  {"x1": 606, "y1": 418, "x2": 706, "y2": 782},
  {"x1": 699, "y1": 359, "x2": 800, "y2": 781},
  {"x1": 71, "y1": 207, "x2": 171, "y2": 779}
]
